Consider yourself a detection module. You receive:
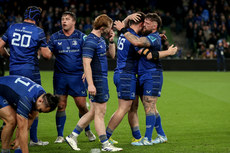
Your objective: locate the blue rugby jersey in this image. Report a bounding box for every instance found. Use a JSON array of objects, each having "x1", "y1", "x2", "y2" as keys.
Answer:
[
  {"x1": 48, "y1": 30, "x2": 86, "y2": 75},
  {"x1": 115, "y1": 28, "x2": 139, "y2": 74},
  {"x1": 138, "y1": 32, "x2": 162, "y2": 75},
  {"x1": 2, "y1": 22, "x2": 47, "y2": 71},
  {"x1": 82, "y1": 33, "x2": 108, "y2": 77},
  {"x1": 0, "y1": 75, "x2": 45, "y2": 119}
]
